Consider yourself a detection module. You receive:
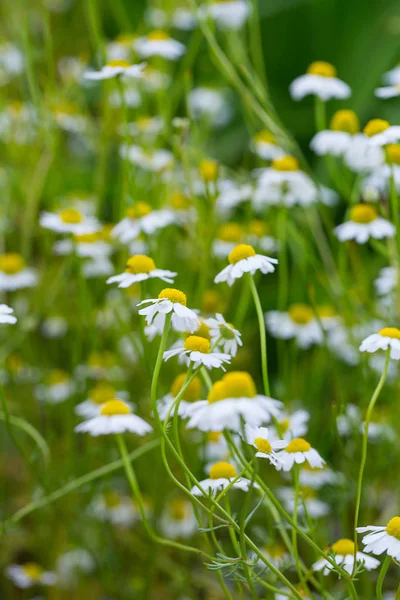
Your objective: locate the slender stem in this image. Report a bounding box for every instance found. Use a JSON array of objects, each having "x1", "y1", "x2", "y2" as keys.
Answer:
[
  {"x1": 248, "y1": 274, "x2": 270, "y2": 396},
  {"x1": 376, "y1": 555, "x2": 391, "y2": 600}
]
